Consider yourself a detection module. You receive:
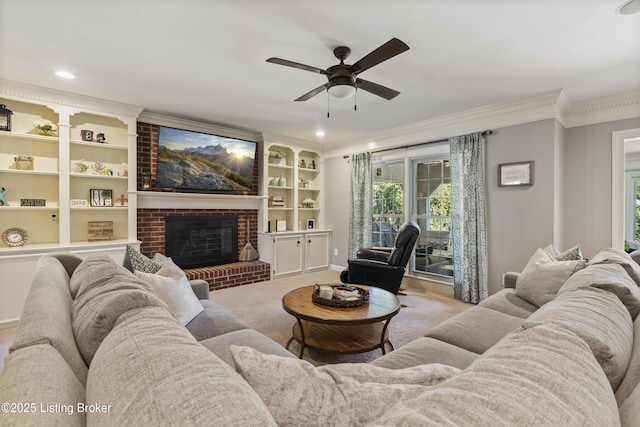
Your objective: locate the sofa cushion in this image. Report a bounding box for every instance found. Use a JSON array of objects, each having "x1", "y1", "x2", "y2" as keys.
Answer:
[
  {"x1": 185, "y1": 299, "x2": 248, "y2": 341},
  {"x1": 369, "y1": 323, "x2": 619, "y2": 427},
  {"x1": 620, "y1": 383, "x2": 640, "y2": 427},
  {"x1": 135, "y1": 259, "x2": 203, "y2": 326},
  {"x1": 0, "y1": 344, "x2": 86, "y2": 427},
  {"x1": 477, "y1": 288, "x2": 538, "y2": 318},
  {"x1": 371, "y1": 337, "x2": 479, "y2": 370},
  {"x1": 523, "y1": 286, "x2": 633, "y2": 390},
  {"x1": 558, "y1": 262, "x2": 640, "y2": 320},
  {"x1": 615, "y1": 315, "x2": 640, "y2": 406},
  {"x1": 515, "y1": 248, "x2": 586, "y2": 307},
  {"x1": 71, "y1": 256, "x2": 168, "y2": 365},
  {"x1": 425, "y1": 306, "x2": 524, "y2": 354},
  {"x1": 10, "y1": 255, "x2": 88, "y2": 385},
  {"x1": 200, "y1": 328, "x2": 296, "y2": 368},
  {"x1": 70, "y1": 254, "x2": 143, "y2": 299},
  {"x1": 589, "y1": 247, "x2": 640, "y2": 286},
  {"x1": 86, "y1": 306, "x2": 277, "y2": 426},
  {"x1": 230, "y1": 345, "x2": 460, "y2": 427}
]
